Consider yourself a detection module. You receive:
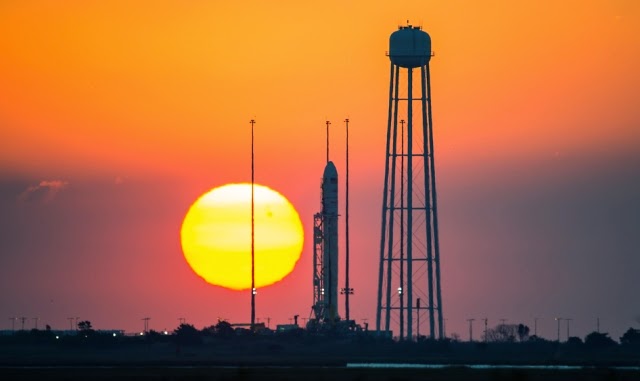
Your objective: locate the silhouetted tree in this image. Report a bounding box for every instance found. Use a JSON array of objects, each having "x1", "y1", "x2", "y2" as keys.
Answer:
[
  {"x1": 567, "y1": 336, "x2": 583, "y2": 346},
  {"x1": 146, "y1": 329, "x2": 161, "y2": 342},
  {"x1": 174, "y1": 323, "x2": 201, "y2": 345},
  {"x1": 620, "y1": 328, "x2": 640, "y2": 345},
  {"x1": 584, "y1": 331, "x2": 616, "y2": 348},
  {"x1": 200, "y1": 325, "x2": 216, "y2": 336},
  {"x1": 215, "y1": 320, "x2": 234, "y2": 338},
  {"x1": 77, "y1": 320, "x2": 95, "y2": 336},
  {"x1": 517, "y1": 324, "x2": 530, "y2": 342},
  {"x1": 77, "y1": 320, "x2": 92, "y2": 331},
  {"x1": 528, "y1": 335, "x2": 544, "y2": 342},
  {"x1": 485, "y1": 324, "x2": 517, "y2": 343}
]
